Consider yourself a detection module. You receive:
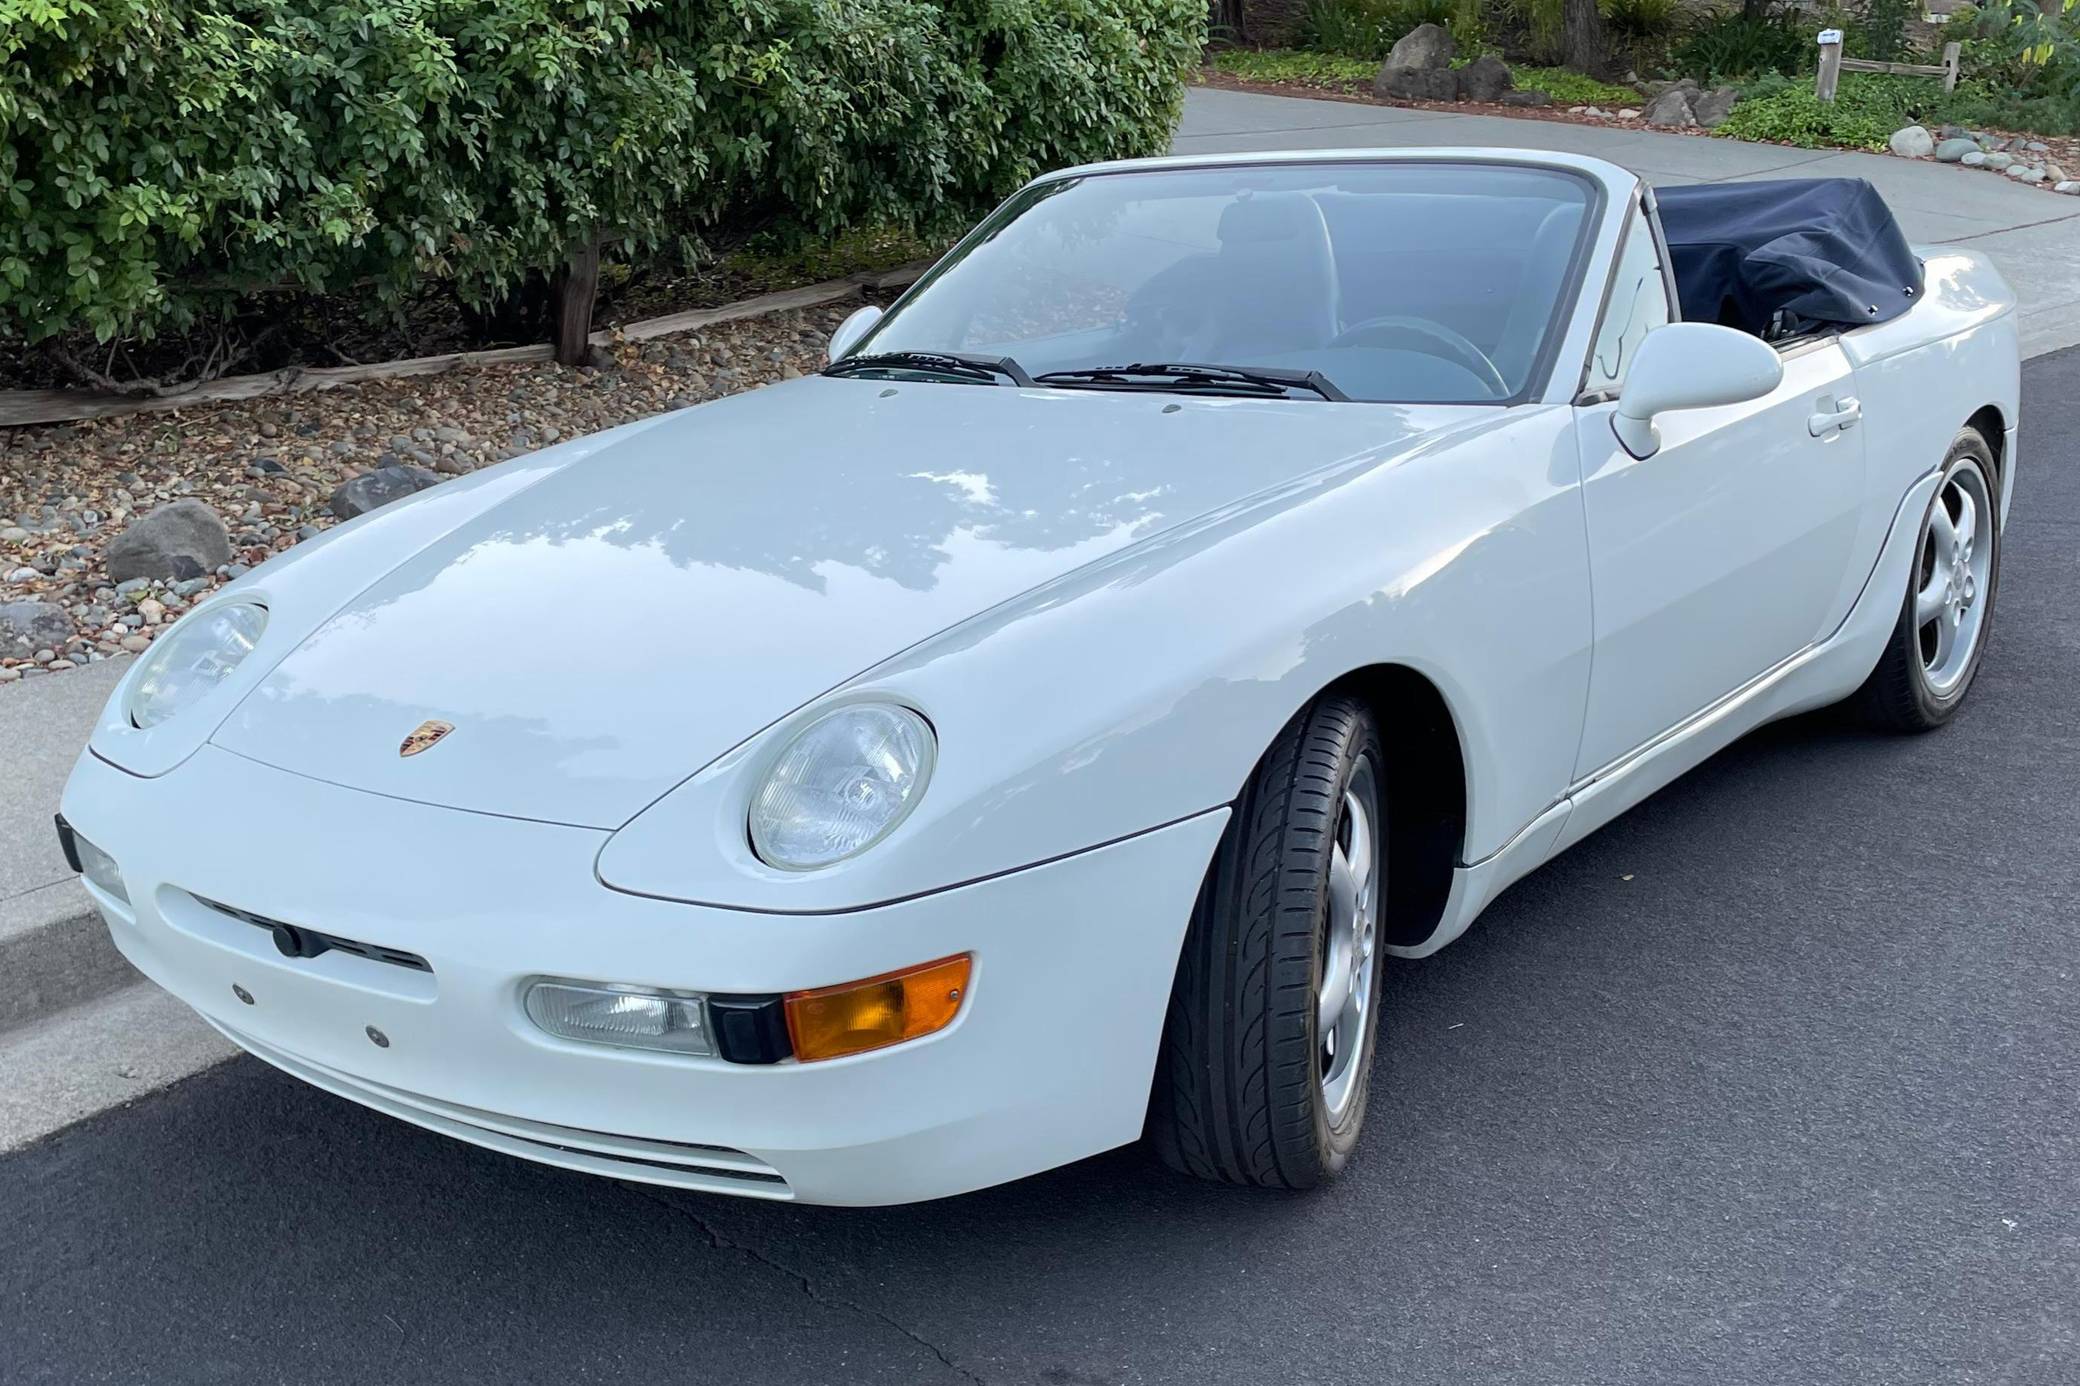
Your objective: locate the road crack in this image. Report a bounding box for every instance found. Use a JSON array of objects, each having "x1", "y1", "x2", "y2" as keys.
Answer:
[{"x1": 628, "y1": 1184, "x2": 987, "y2": 1385}]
